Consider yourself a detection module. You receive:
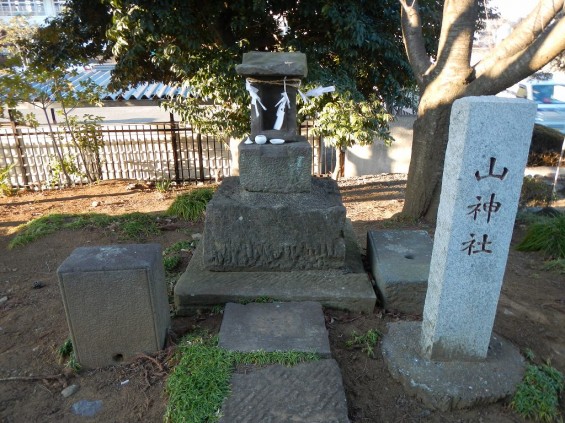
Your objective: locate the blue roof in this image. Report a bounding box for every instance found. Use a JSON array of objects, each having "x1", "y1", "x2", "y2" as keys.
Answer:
[{"x1": 30, "y1": 64, "x2": 191, "y2": 102}]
